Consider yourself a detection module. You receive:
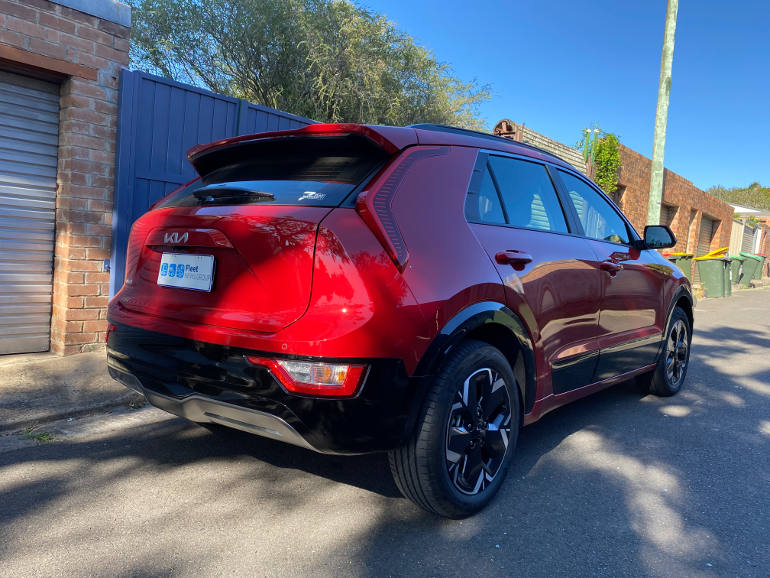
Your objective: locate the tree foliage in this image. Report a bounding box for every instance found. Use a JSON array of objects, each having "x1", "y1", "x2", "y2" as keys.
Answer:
[
  {"x1": 593, "y1": 133, "x2": 621, "y2": 194},
  {"x1": 708, "y1": 182, "x2": 770, "y2": 211},
  {"x1": 128, "y1": 0, "x2": 489, "y2": 127}
]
